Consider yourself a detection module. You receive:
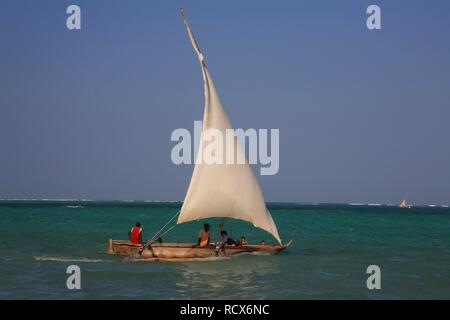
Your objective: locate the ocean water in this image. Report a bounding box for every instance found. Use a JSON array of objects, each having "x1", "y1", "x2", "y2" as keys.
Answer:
[{"x1": 0, "y1": 201, "x2": 449, "y2": 299}]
